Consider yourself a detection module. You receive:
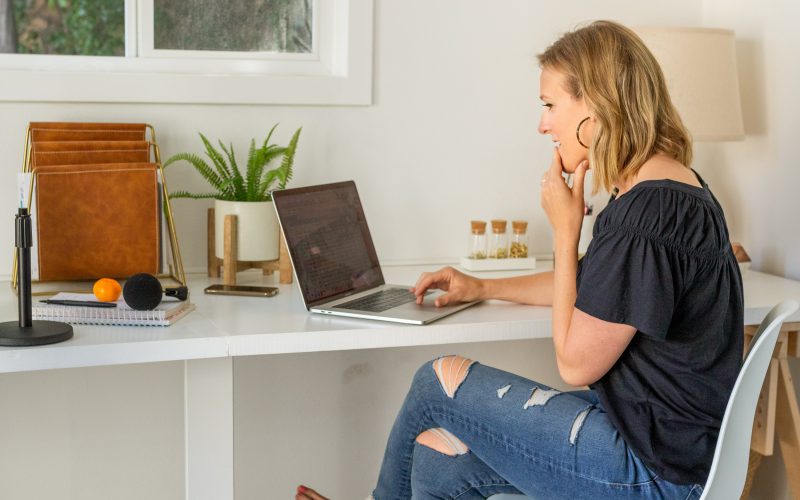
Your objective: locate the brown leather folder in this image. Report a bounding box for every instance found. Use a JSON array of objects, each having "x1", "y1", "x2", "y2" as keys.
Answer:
[
  {"x1": 34, "y1": 162, "x2": 160, "y2": 281},
  {"x1": 32, "y1": 147, "x2": 151, "y2": 168},
  {"x1": 29, "y1": 122, "x2": 147, "y2": 143},
  {"x1": 30, "y1": 122, "x2": 146, "y2": 132},
  {"x1": 33, "y1": 140, "x2": 151, "y2": 152}
]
